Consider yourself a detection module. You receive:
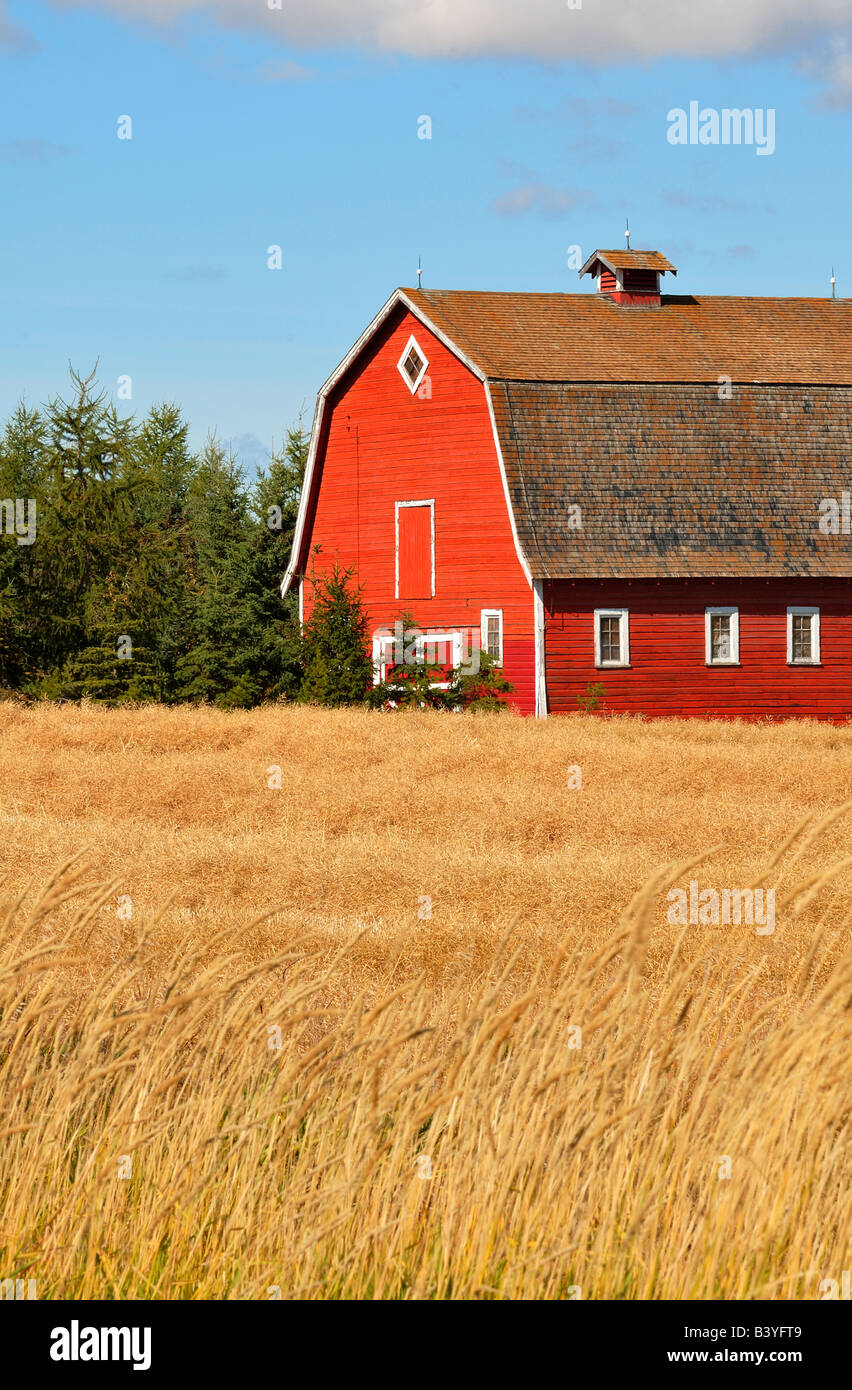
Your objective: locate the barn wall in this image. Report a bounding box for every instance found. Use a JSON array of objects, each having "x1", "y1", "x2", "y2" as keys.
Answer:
[
  {"x1": 300, "y1": 305, "x2": 536, "y2": 712},
  {"x1": 544, "y1": 578, "x2": 852, "y2": 720}
]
